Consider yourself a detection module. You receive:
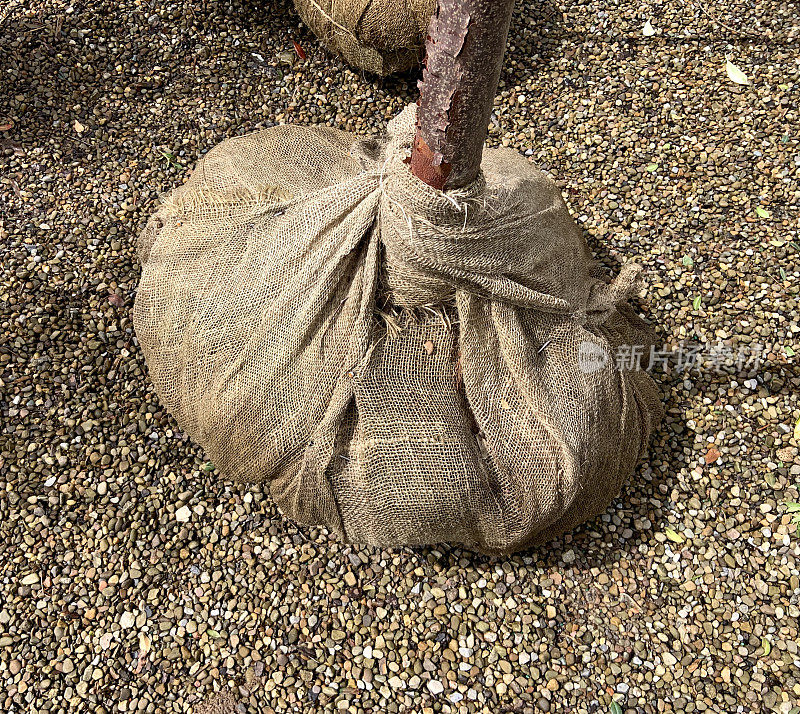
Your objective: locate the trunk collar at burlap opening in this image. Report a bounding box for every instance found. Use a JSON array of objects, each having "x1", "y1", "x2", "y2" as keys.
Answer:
[{"x1": 347, "y1": 105, "x2": 644, "y2": 326}]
